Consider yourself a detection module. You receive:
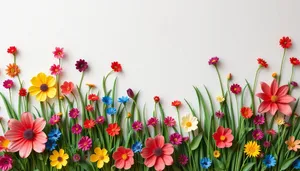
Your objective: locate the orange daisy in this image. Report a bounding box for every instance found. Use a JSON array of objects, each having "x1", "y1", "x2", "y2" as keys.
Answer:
[
  {"x1": 6, "y1": 63, "x2": 20, "y2": 78},
  {"x1": 240, "y1": 107, "x2": 253, "y2": 119}
]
